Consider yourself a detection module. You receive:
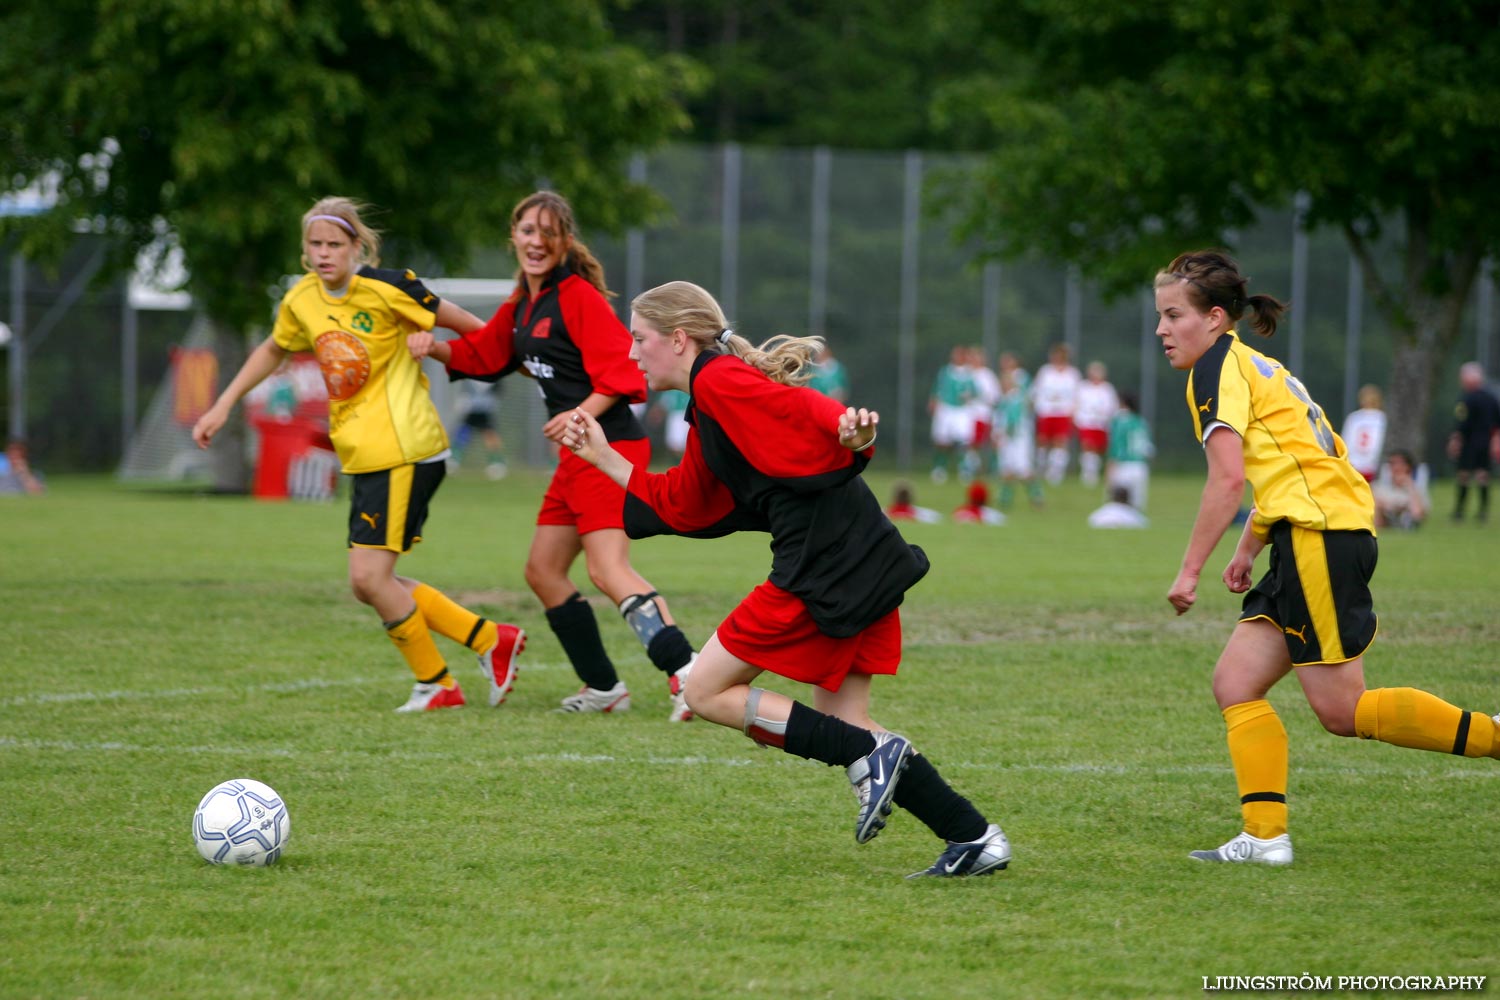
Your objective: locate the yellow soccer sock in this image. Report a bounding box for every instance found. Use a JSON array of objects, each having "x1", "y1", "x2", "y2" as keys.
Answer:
[
  {"x1": 1354, "y1": 687, "x2": 1498, "y2": 758},
  {"x1": 411, "y1": 582, "x2": 498, "y2": 653},
  {"x1": 384, "y1": 607, "x2": 453, "y2": 687},
  {"x1": 1223, "y1": 700, "x2": 1289, "y2": 839}
]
